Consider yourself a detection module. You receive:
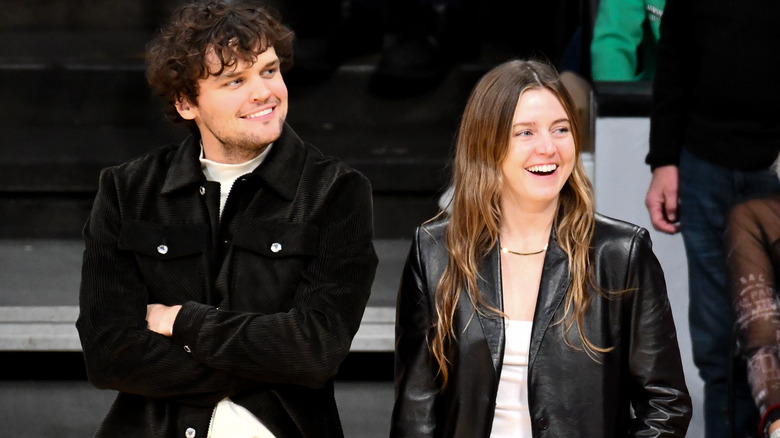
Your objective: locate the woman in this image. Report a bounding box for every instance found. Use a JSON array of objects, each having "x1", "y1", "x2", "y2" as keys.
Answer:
[
  {"x1": 390, "y1": 59, "x2": 691, "y2": 437},
  {"x1": 726, "y1": 162, "x2": 780, "y2": 438}
]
